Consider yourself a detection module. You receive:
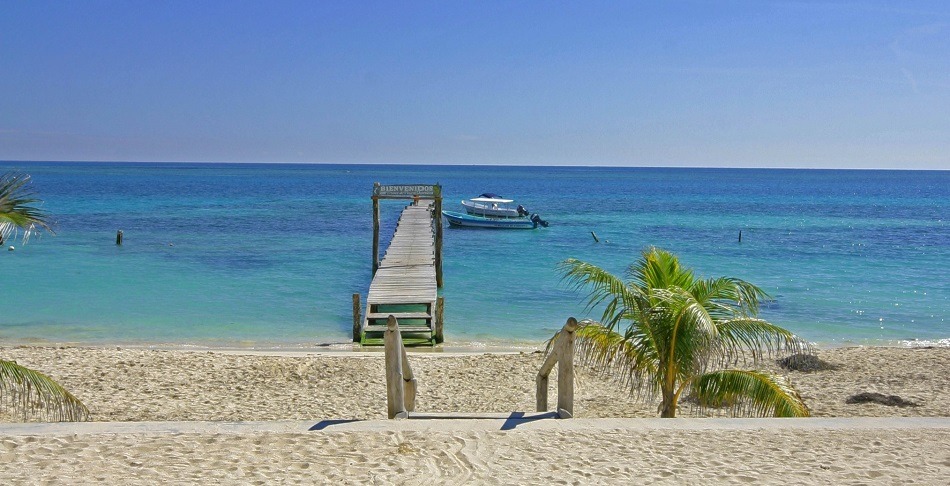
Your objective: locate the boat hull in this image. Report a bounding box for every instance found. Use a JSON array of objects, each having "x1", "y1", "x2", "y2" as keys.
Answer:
[{"x1": 442, "y1": 211, "x2": 537, "y2": 229}]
